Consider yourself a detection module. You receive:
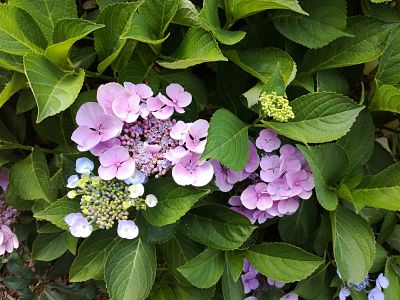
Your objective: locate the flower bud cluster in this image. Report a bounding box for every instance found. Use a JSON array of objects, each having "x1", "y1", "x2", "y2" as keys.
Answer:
[{"x1": 259, "y1": 92, "x2": 294, "y2": 122}]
